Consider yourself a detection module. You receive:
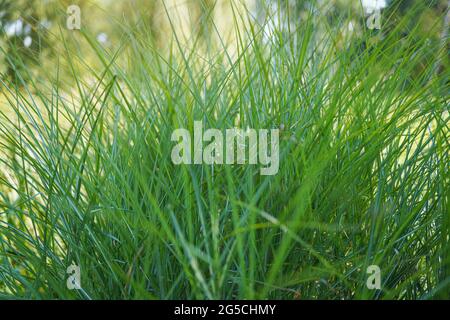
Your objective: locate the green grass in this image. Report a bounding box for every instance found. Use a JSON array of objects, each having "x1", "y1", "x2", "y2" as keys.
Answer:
[{"x1": 0, "y1": 1, "x2": 448, "y2": 299}]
